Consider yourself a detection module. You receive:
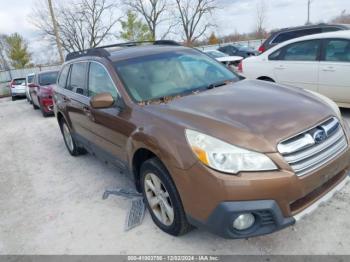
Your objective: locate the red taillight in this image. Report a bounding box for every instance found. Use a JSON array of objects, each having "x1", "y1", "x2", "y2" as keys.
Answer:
[
  {"x1": 10, "y1": 80, "x2": 15, "y2": 88},
  {"x1": 238, "y1": 61, "x2": 243, "y2": 73},
  {"x1": 258, "y1": 45, "x2": 266, "y2": 53}
]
